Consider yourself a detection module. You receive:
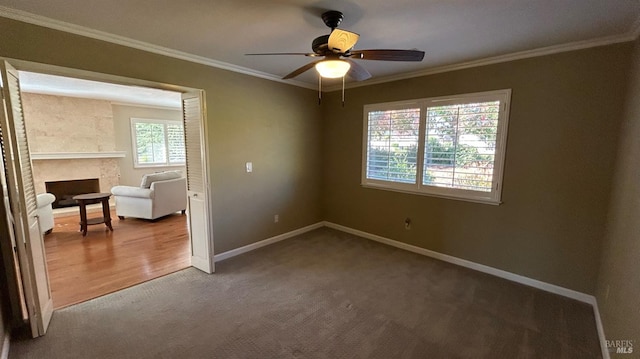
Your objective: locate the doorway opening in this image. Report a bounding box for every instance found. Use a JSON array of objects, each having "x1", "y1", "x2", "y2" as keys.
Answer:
[
  {"x1": 20, "y1": 71, "x2": 191, "y2": 309},
  {"x1": 0, "y1": 60, "x2": 214, "y2": 337}
]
